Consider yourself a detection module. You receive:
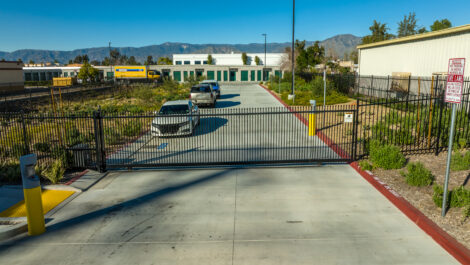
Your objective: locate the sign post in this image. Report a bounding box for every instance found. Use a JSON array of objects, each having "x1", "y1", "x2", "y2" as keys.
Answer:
[{"x1": 442, "y1": 58, "x2": 466, "y2": 217}]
